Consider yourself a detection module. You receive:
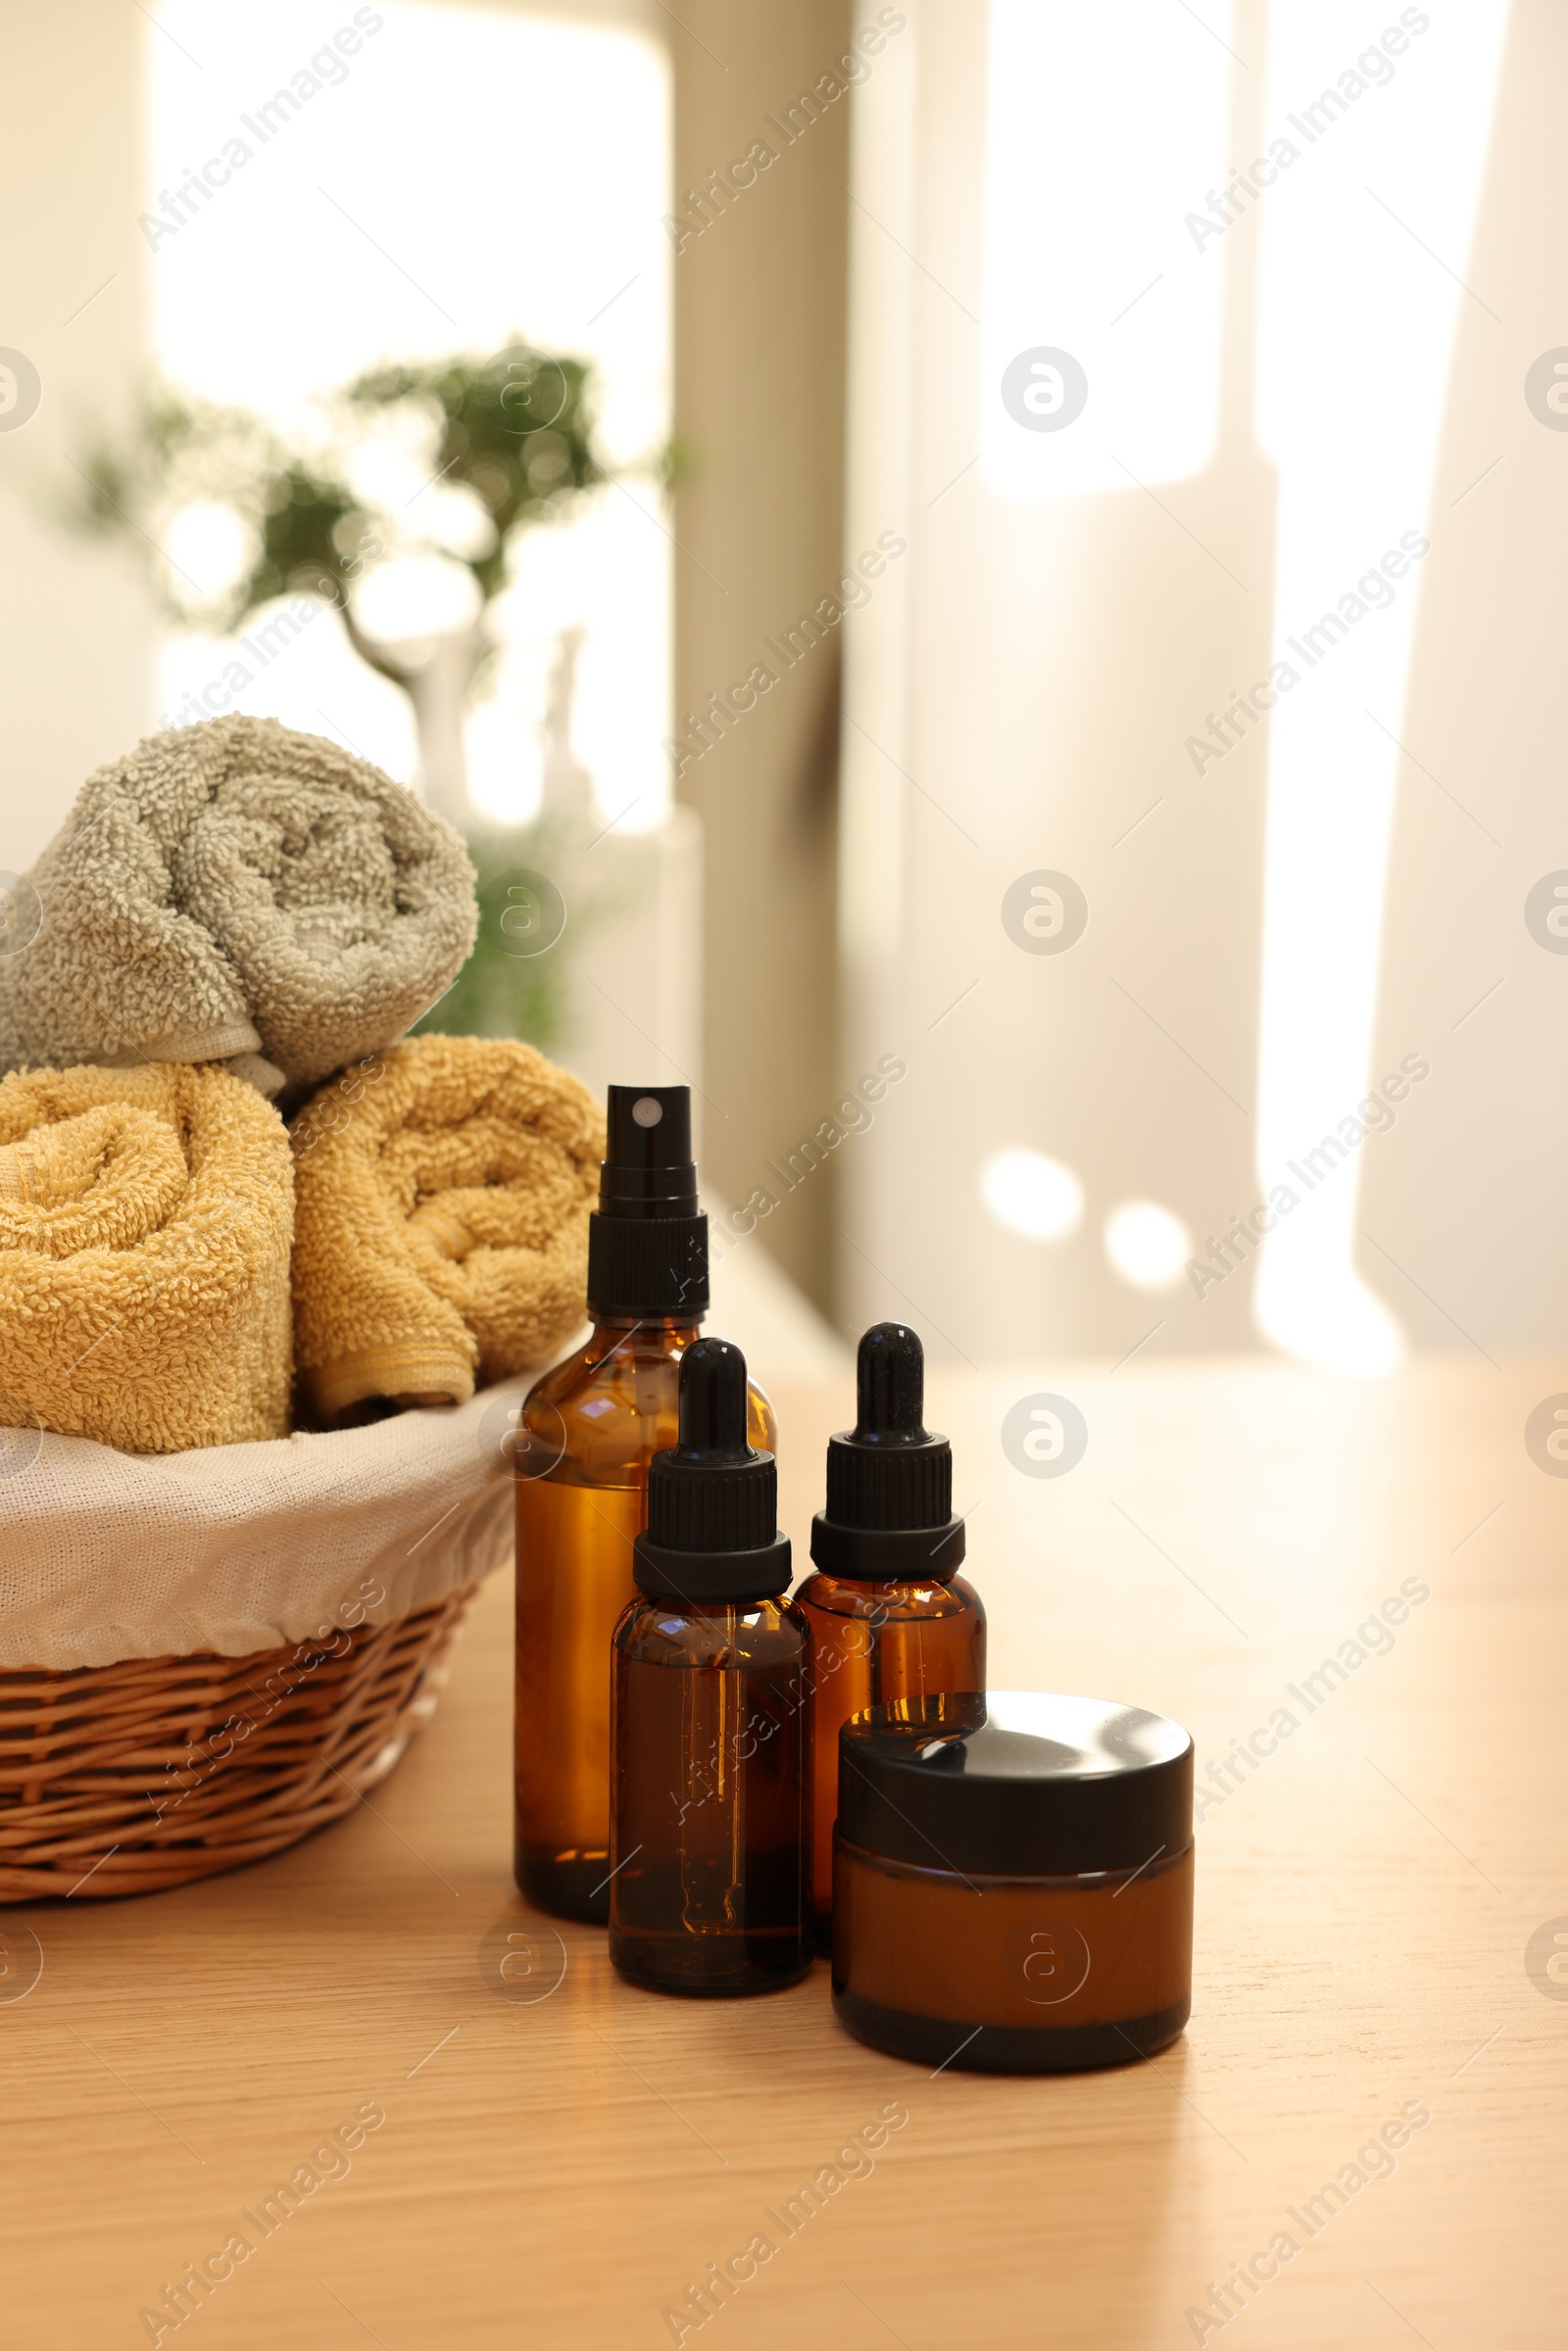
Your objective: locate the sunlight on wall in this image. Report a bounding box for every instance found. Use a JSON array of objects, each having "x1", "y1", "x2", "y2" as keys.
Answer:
[
  {"x1": 1104, "y1": 1200, "x2": 1190, "y2": 1291},
  {"x1": 148, "y1": 0, "x2": 670, "y2": 828},
  {"x1": 1252, "y1": 0, "x2": 1509, "y2": 1376},
  {"x1": 980, "y1": 1148, "x2": 1084, "y2": 1243},
  {"x1": 980, "y1": 0, "x2": 1231, "y2": 498}
]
